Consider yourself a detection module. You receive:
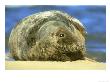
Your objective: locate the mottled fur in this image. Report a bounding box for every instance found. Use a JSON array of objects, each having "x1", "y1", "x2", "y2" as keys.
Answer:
[{"x1": 9, "y1": 10, "x2": 87, "y2": 61}]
